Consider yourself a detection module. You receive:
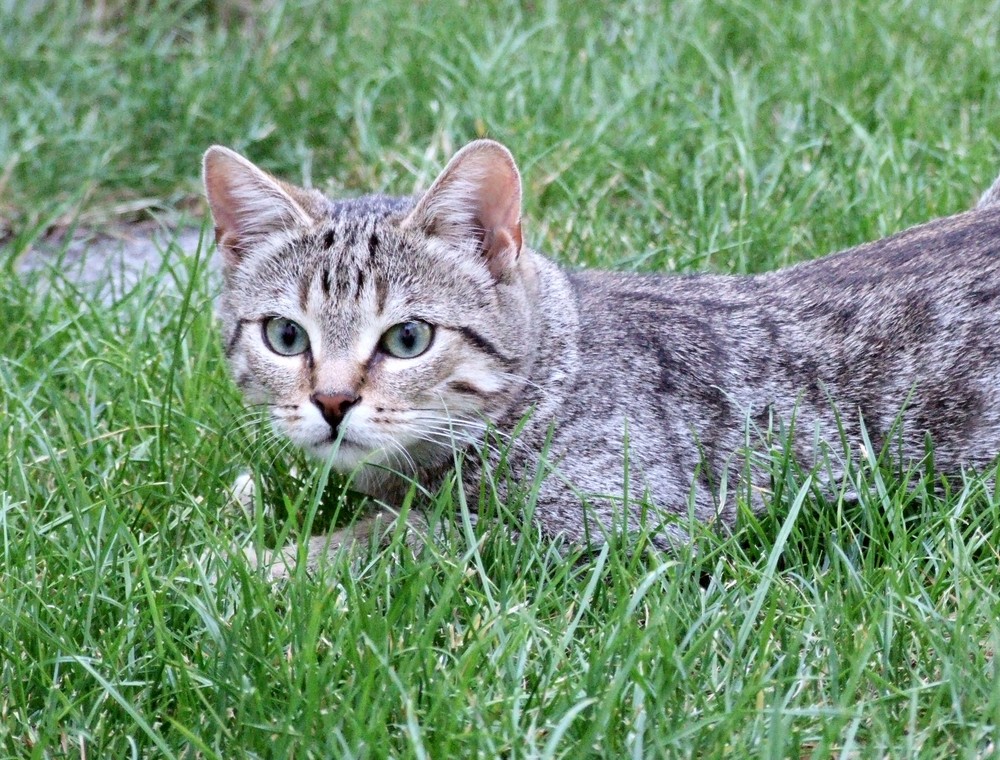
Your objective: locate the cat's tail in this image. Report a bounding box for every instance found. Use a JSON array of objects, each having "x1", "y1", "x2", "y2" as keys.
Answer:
[{"x1": 978, "y1": 170, "x2": 1000, "y2": 209}]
